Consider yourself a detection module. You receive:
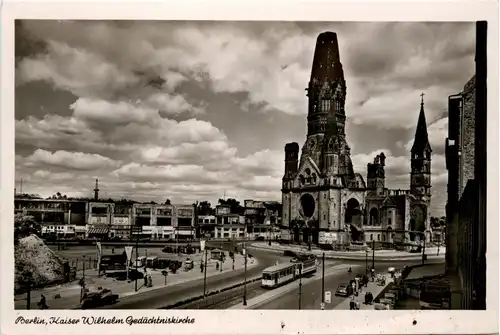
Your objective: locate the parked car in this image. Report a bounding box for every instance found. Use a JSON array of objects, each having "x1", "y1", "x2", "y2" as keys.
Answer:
[{"x1": 335, "y1": 284, "x2": 350, "y2": 297}]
